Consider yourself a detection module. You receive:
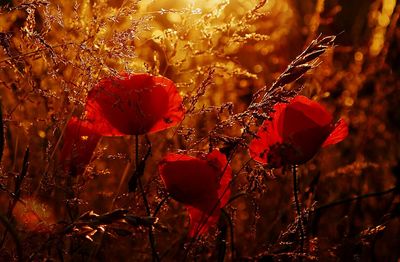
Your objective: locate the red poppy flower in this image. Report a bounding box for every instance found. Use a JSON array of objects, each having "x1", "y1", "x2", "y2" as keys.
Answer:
[
  {"x1": 60, "y1": 117, "x2": 101, "y2": 176},
  {"x1": 249, "y1": 95, "x2": 348, "y2": 167},
  {"x1": 85, "y1": 73, "x2": 184, "y2": 136},
  {"x1": 60, "y1": 73, "x2": 183, "y2": 176},
  {"x1": 158, "y1": 149, "x2": 232, "y2": 237}
]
